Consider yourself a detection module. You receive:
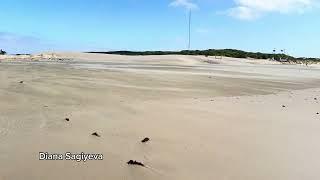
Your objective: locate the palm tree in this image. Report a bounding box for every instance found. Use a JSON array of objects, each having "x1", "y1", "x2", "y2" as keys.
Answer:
[{"x1": 272, "y1": 48, "x2": 276, "y2": 60}]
